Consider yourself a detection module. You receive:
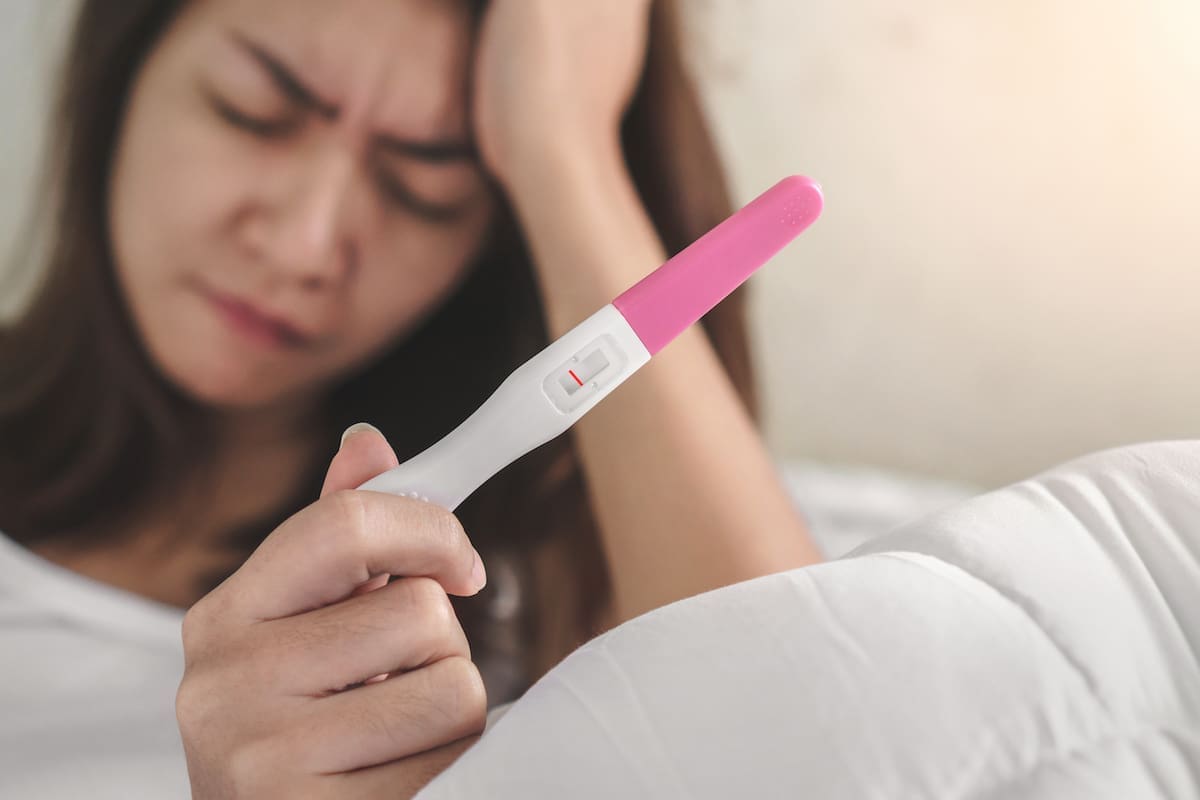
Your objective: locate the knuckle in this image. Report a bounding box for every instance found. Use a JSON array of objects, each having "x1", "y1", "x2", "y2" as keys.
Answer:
[
  {"x1": 426, "y1": 506, "x2": 468, "y2": 557},
  {"x1": 180, "y1": 604, "x2": 207, "y2": 654},
  {"x1": 175, "y1": 668, "x2": 222, "y2": 737},
  {"x1": 405, "y1": 576, "x2": 454, "y2": 625},
  {"x1": 180, "y1": 593, "x2": 233, "y2": 656},
  {"x1": 430, "y1": 656, "x2": 487, "y2": 733},
  {"x1": 225, "y1": 736, "x2": 281, "y2": 797},
  {"x1": 174, "y1": 676, "x2": 204, "y2": 734},
  {"x1": 425, "y1": 605, "x2": 471, "y2": 661},
  {"x1": 379, "y1": 578, "x2": 468, "y2": 661},
  {"x1": 326, "y1": 489, "x2": 372, "y2": 546},
  {"x1": 181, "y1": 598, "x2": 248, "y2": 669}
]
